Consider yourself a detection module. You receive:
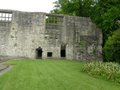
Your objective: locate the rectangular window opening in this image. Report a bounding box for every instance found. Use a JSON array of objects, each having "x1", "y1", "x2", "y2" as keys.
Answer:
[
  {"x1": 47, "y1": 52, "x2": 52, "y2": 57},
  {"x1": 45, "y1": 14, "x2": 63, "y2": 30},
  {"x1": 0, "y1": 12, "x2": 12, "y2": 22}
]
